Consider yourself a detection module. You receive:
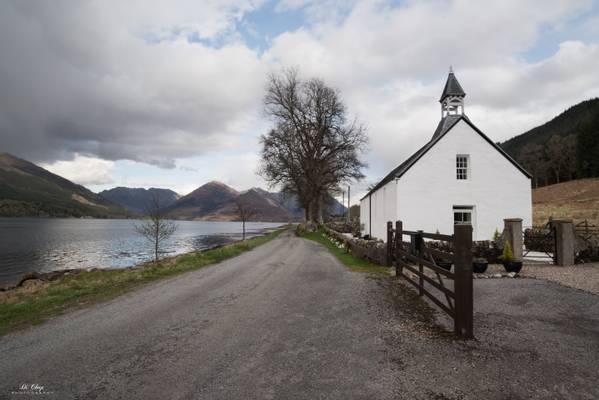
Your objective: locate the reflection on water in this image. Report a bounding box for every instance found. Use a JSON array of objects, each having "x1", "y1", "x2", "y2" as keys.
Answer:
[{"x1": 0, "y1": 218, "x2": 283, "y2": 284}]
